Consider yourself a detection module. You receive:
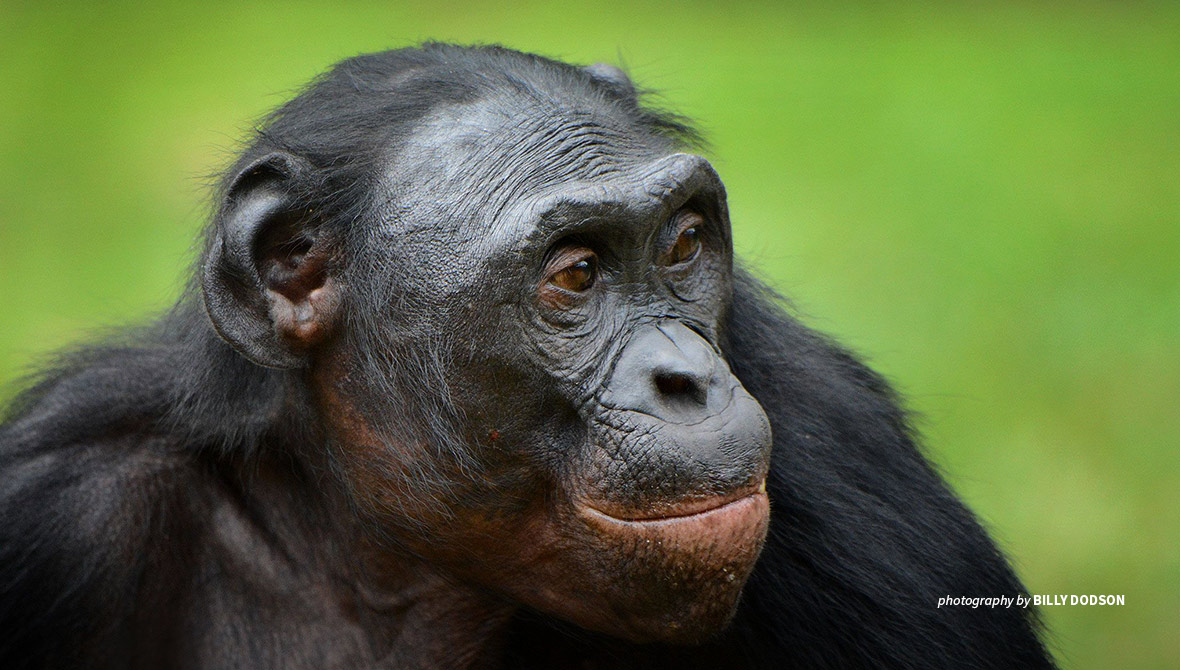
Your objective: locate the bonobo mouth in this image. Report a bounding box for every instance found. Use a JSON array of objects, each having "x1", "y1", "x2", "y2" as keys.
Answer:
[
  {"x1": 544, "y1": 480, "x2": 771, "y2": 644},
  {"x1": 578, "y1": 480, "x2": 769, "y2": 527}
]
